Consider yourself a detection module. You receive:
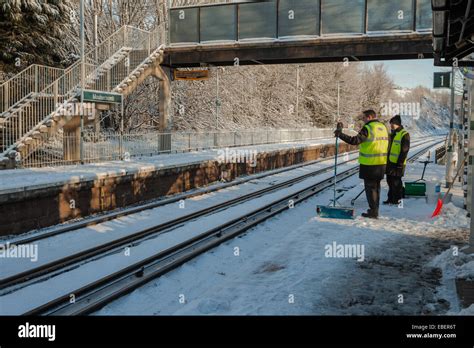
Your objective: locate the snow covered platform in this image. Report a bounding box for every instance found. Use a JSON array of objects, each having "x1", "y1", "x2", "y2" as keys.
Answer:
[
  {"x1": 0, "y1": 138, "x2": 356, "y2": 236},
  {"x1": 94, "y1": 155, "x2": 473, "y2": 316}
]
